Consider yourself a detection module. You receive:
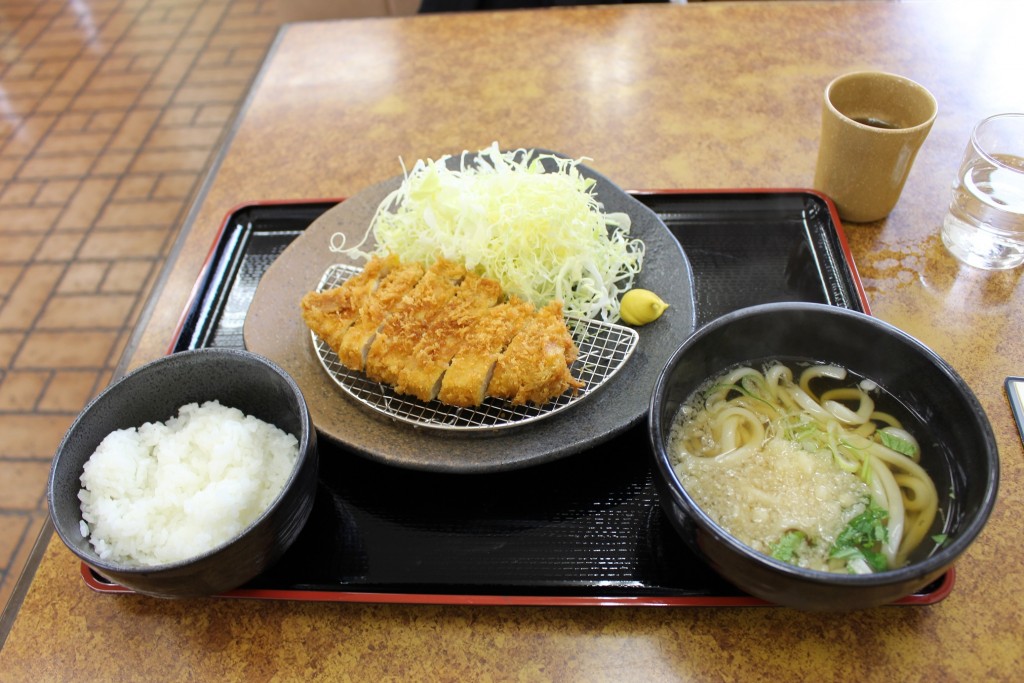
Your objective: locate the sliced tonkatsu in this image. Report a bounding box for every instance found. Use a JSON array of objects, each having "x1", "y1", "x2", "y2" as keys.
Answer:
[
  {"x1": 302, "y1": 254, "x2": 585, "y2": 408},
  {"x1": 299, "y1": 254, "x2": 395, "y2": 351},
  {"x1": 487, "y1": 300, "x2": 584, "y2": 406},
  {"x1": 334, "y1": 259, "x2": 425, "y2": 371},
  {"x1": 396, "y1": 272, "x2": 504, "y2": 402},
  {"x1": 435, "y1": 297, "x2": 535, "y2": 407},
  {"x1": 365, "y1": 258, "x2": 466, "y2": 386}
]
